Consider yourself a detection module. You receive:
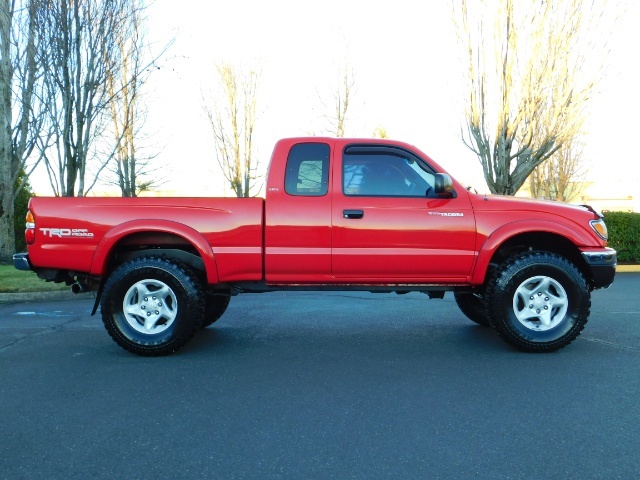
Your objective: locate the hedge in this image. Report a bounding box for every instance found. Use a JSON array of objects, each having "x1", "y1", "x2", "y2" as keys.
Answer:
[
  {"x1": 14, "y1": 180, "x2": 32, "y2": 253},
  {"x1": 603, "y1": 211, "x2": 640, "y2": 263}
]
